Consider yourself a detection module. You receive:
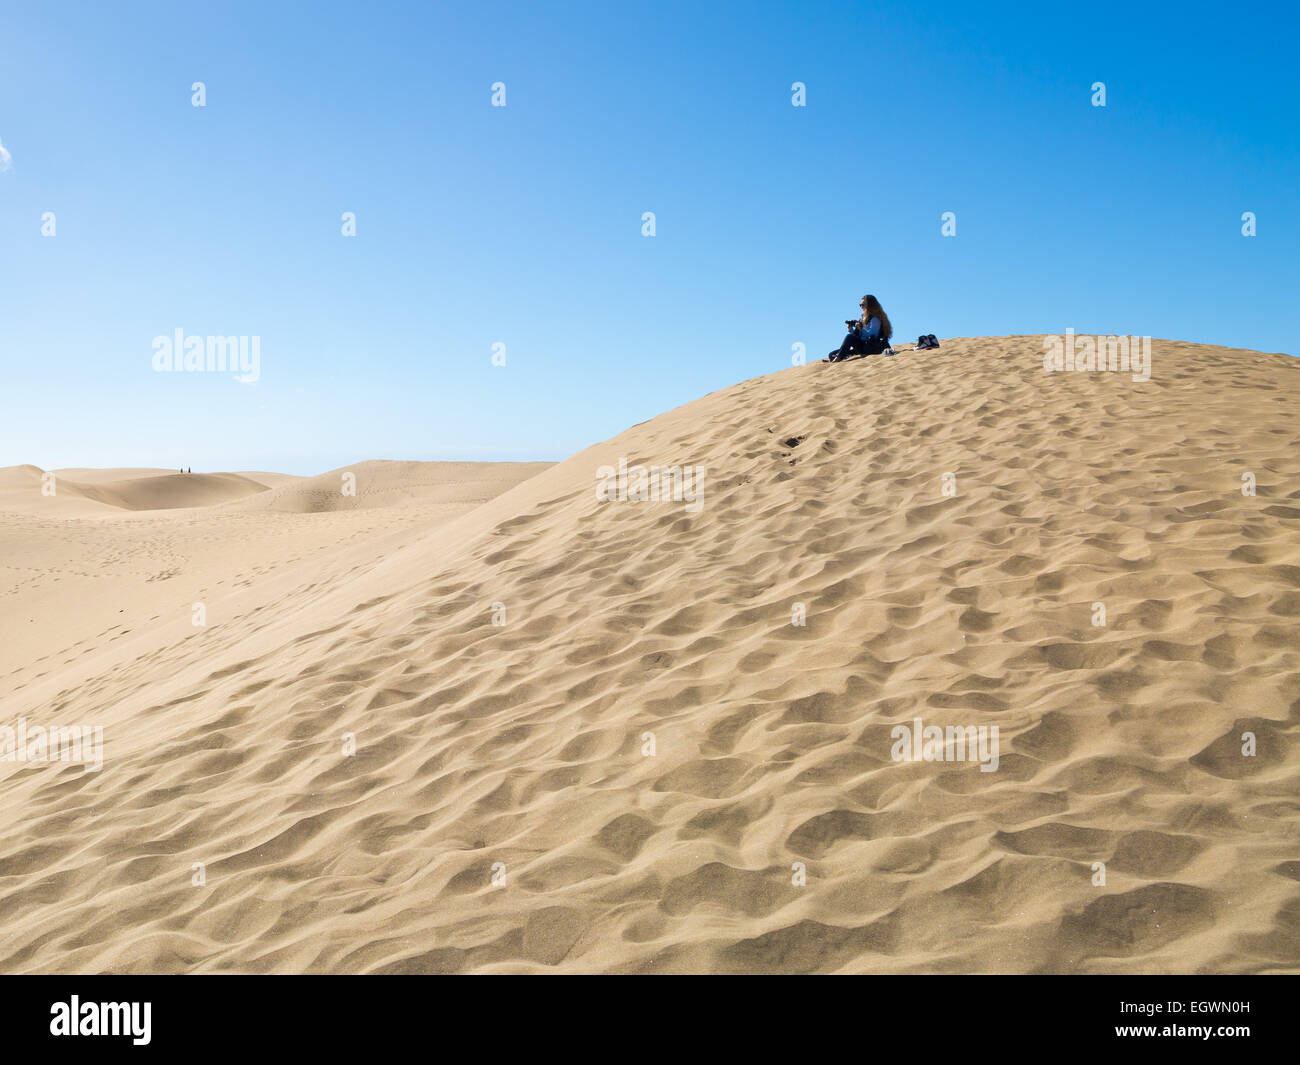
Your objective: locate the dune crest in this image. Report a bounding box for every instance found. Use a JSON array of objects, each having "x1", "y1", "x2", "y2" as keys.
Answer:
[{"x1": 0, "y1": 336, "x2": 1296, "y2": 974}]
